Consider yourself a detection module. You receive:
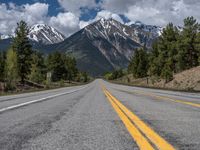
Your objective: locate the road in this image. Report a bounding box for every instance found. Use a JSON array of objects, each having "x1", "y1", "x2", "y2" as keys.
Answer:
[{"x1": 0, "y1": 79, "x2": 200, "y2": 150}]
